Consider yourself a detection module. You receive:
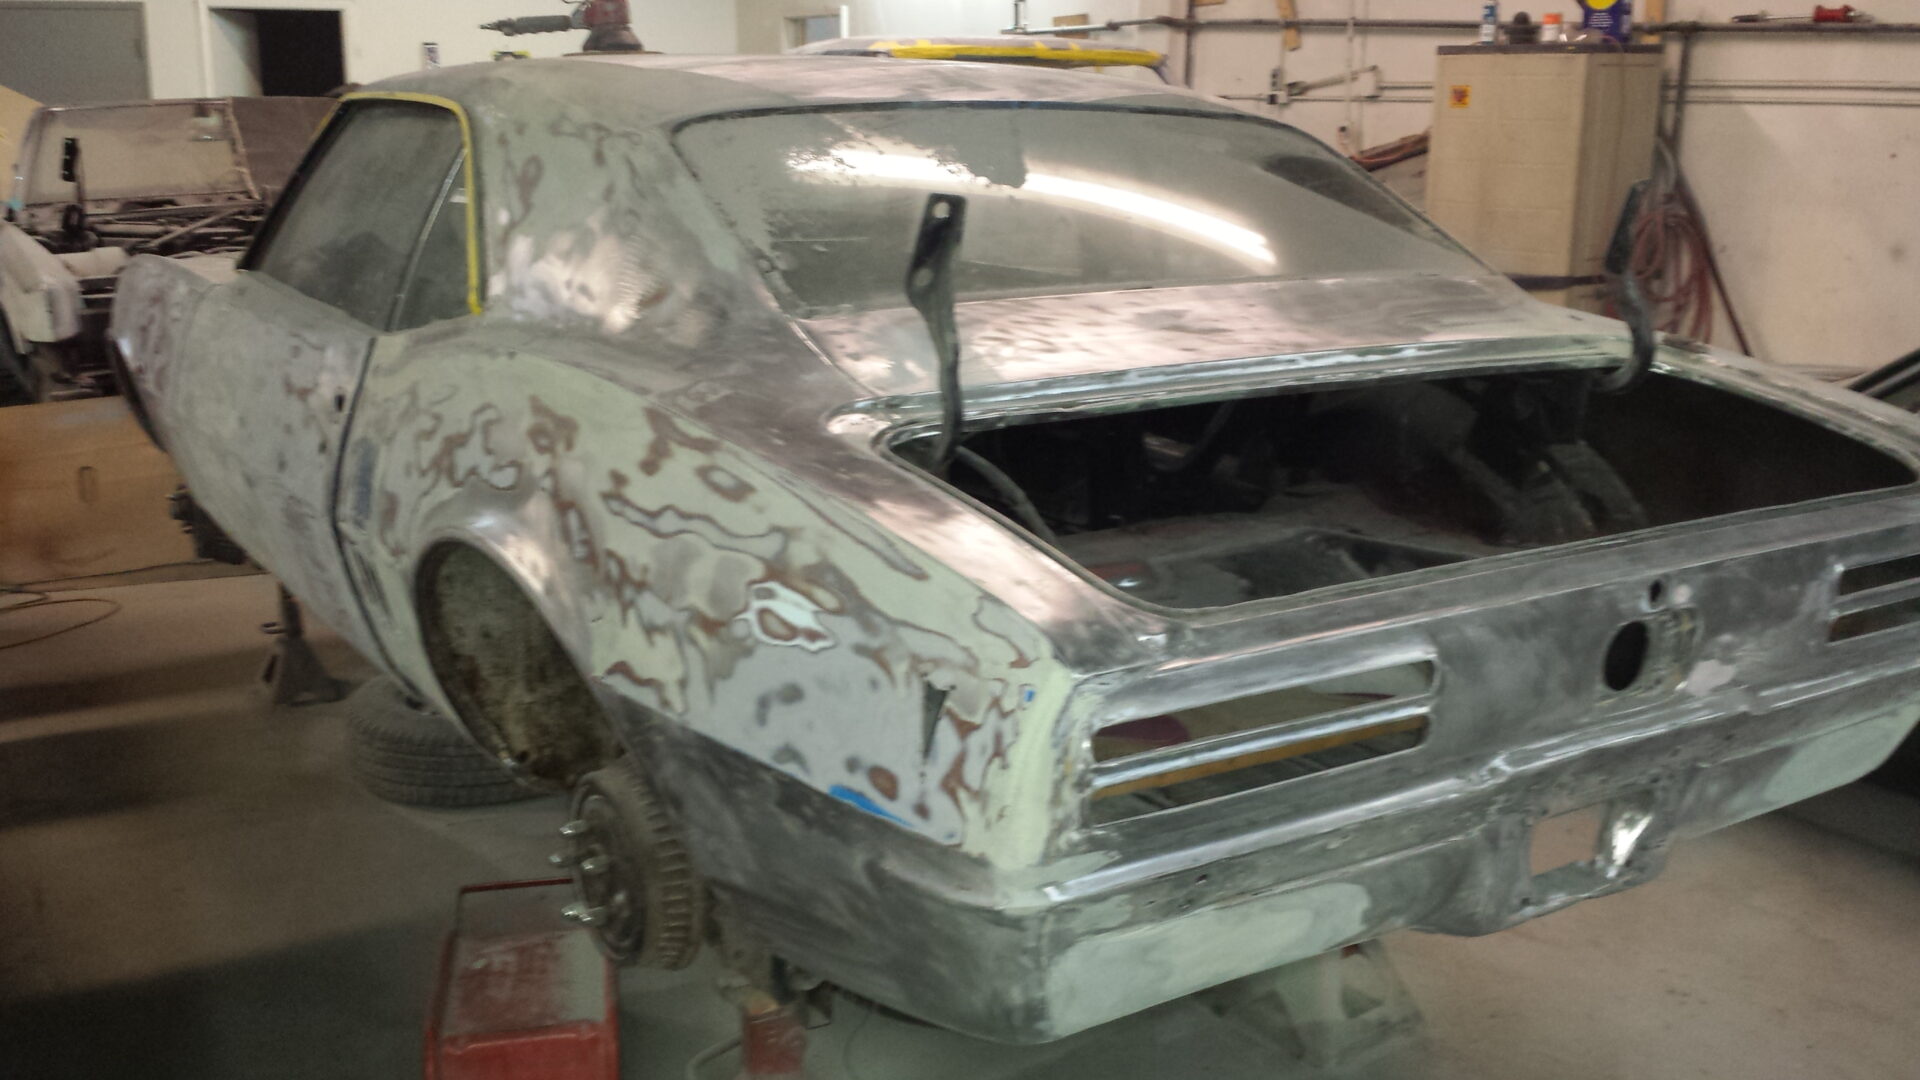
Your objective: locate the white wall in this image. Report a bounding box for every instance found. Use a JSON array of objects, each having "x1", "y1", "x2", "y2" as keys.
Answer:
[
  {"x1": 207, "y1": 10, "x2": 264, "y2": 97},
  {"x1": 27, "y1": 0, "x2": 739, "y2": 100},
  {"x1": 736, "y1": 0, "x2": 1170, "y2": 55},
  {"x1": 1658, "y1": 1, "x2": 1920, "y2": 370},
  {"x1": 733, "y1": 0, "x2": 1920, "y2": 372}
]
